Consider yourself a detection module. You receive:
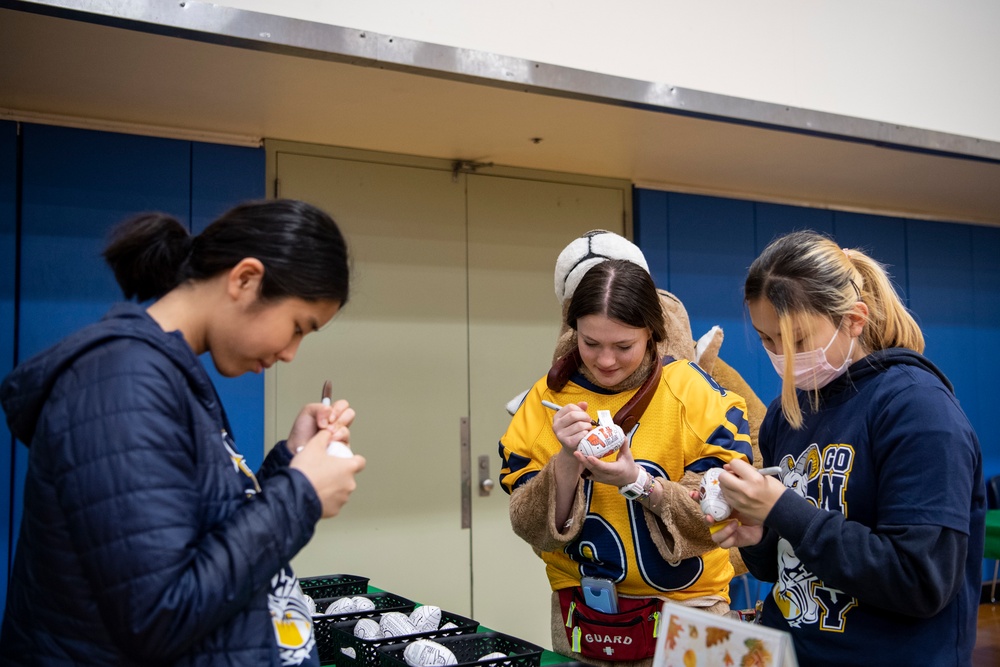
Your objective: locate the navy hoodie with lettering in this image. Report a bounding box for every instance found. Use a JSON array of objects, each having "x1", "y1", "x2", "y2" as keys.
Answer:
[{"x1": 739, "y1": 348, "x2": 985, "y2": 667}]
